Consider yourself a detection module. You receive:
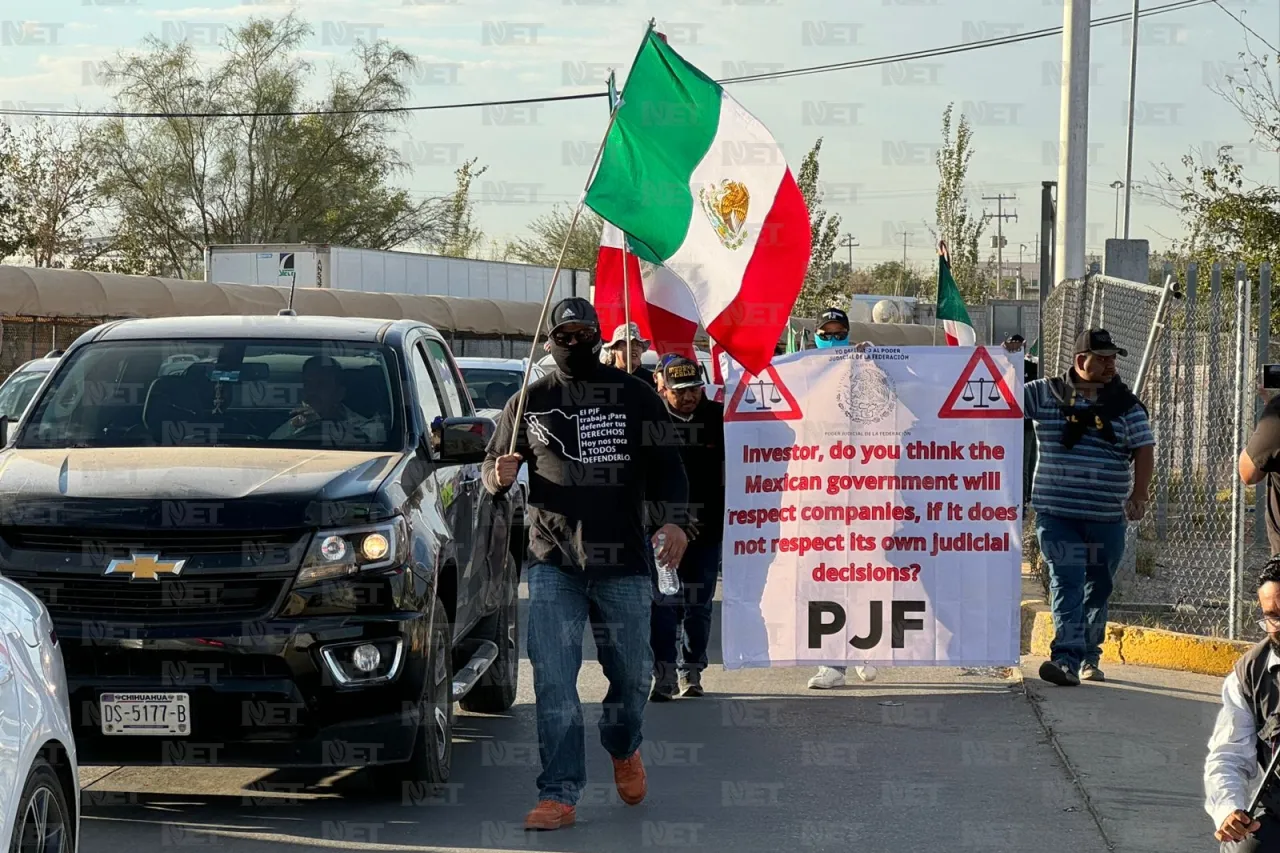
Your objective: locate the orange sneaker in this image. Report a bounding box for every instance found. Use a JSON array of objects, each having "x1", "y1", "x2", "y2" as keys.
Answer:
[
  {"x1": 524, "y1": 800, "x2": 576, "y2": 831},
  {"x1": 612, "y1": 750, "x2": 647, "y2": 805}
]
